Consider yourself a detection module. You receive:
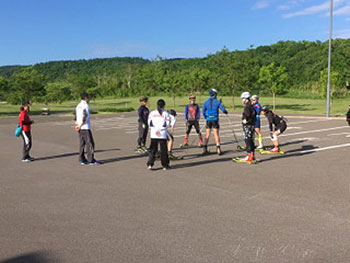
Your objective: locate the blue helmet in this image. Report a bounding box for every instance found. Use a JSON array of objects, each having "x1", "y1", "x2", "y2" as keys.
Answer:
[{"x1": 209, "y1": 88, "x2": 218, "y2": 96}]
